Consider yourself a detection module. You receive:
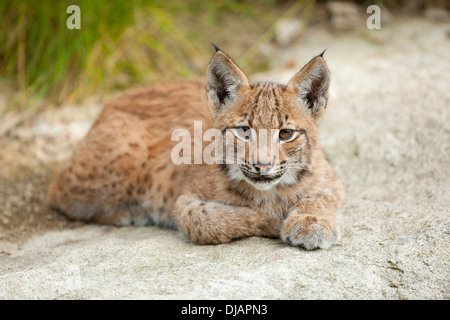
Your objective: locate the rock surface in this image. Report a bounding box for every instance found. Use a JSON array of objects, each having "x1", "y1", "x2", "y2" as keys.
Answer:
[
  {"x1": 275, "y1": 18, "x2": 303, "y2": 46},
  {"x1": 1, "y1": 17, "x2": 449, "y2": 300},
  {"x1": 325, "y1": 1, "x2": 363, "y2": 31}
]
